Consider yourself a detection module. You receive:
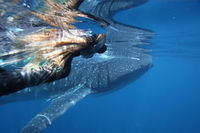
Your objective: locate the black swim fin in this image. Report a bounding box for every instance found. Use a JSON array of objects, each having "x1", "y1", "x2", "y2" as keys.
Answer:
[{"x1": 0, "y1": 68, "x2": 5, "y2": 73}]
